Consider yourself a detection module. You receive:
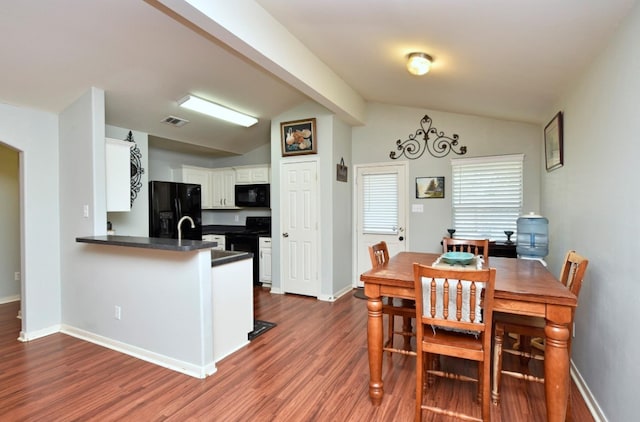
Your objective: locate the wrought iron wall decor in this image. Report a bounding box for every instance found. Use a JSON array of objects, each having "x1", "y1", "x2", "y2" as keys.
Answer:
[
  {"x1": 389, "y1": 115, "x2": 467, "y2": 160},
  {"x1": 124, "y1": 131, "x2": 144, "y2": 207}
]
